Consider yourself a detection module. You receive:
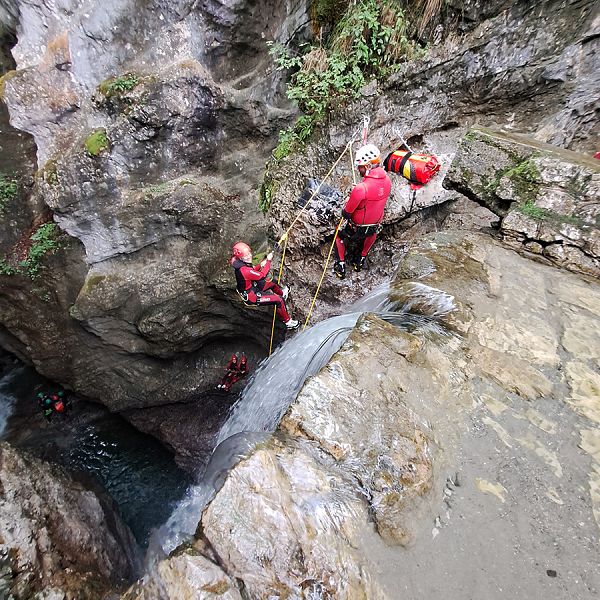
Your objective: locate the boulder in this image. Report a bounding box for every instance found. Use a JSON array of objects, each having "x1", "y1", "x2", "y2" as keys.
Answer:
[
  {"x1": 123, "y1": 549, "x2": 242, "y2": 600},
  {"x1": 0, "y1": 442, "x2": 138, "y2": 599},
  {"x1": 129, "y1": 231, "x2": 600, "y2": 598}
]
